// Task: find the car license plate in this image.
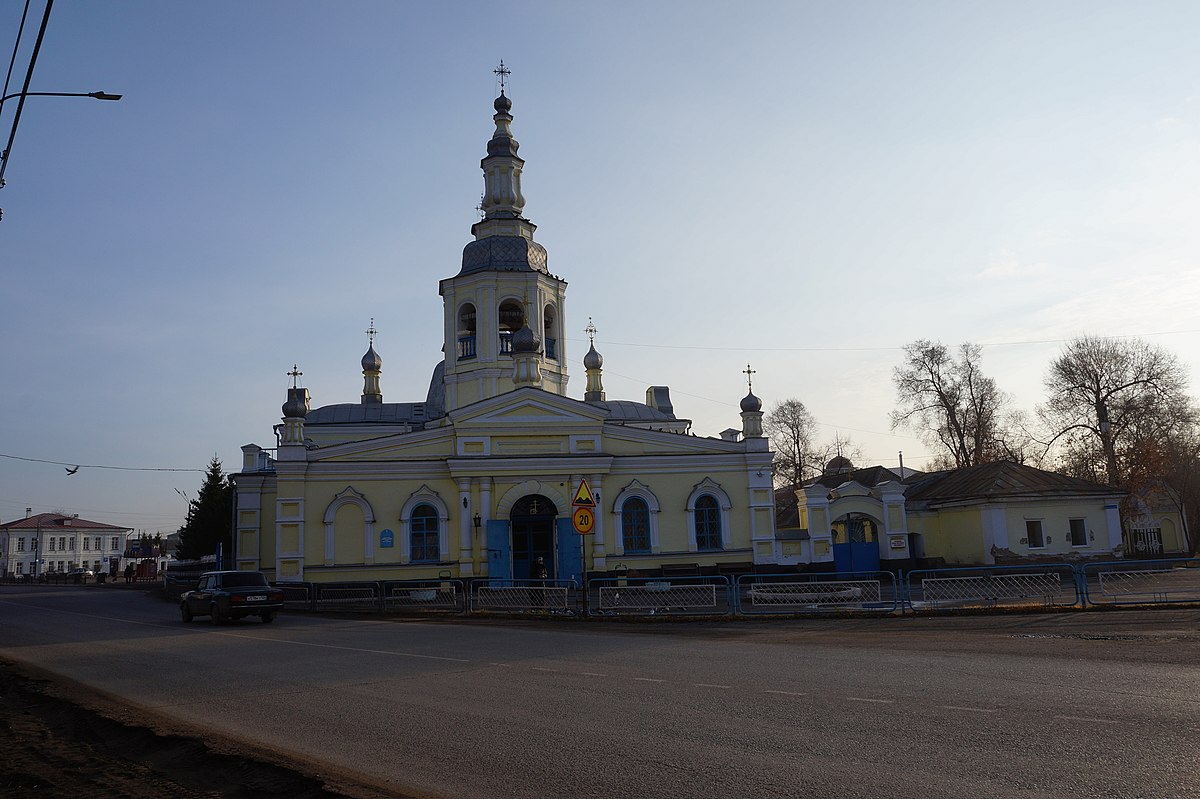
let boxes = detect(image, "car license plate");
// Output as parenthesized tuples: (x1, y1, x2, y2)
(246, 595, 266, 602)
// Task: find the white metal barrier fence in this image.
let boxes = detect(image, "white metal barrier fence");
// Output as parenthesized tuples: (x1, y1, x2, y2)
(588, 576, 732, 616)
(1081, 559, 1200, 606)
(906, 566, 1079, 610)
(471, 580, 576, 614)
(735, 572, 898, 614)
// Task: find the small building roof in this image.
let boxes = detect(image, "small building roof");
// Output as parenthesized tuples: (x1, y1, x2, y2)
(305, 402, 428, 425)
(903, 460, 1124, 505)
(0, 512, 130, 532)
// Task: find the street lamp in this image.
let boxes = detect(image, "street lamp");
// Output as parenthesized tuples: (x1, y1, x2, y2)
(0, 90, 123, 188)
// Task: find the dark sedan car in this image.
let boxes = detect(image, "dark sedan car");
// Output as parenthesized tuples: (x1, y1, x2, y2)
(180, 570, 284, 625)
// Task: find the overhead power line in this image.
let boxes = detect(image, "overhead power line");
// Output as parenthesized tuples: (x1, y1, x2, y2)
(0, 452, 204, 472)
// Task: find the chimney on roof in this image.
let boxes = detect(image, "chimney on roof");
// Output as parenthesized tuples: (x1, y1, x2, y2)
(26, 507, 32, 518)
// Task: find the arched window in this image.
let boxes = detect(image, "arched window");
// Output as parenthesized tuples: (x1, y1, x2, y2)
(543, 304, 558, 360)
(410, 504, 440, 562)
(457, 303, 477, 360)
(621, 497, 650, 554)
(498, 299, 524, 355)
(694, 495, 722, 551)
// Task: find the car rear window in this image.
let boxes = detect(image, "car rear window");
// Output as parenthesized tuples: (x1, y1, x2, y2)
(221, 572, 269, 588)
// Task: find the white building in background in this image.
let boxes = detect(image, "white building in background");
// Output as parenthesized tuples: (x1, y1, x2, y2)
(0, 510, 131, 579)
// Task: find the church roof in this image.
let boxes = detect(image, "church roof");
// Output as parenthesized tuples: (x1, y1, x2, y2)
(306, 403, 428, 425)
(595, 400, 677, 422)
(903, 460, 1124, 505)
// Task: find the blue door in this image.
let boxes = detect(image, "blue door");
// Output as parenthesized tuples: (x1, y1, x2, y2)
(556, 518, 582, 585)
(487, 520, 511, 585)
(832, 517, 881, 573)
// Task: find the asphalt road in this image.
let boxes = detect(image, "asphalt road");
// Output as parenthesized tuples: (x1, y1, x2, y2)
(2, 584, 1198, 799)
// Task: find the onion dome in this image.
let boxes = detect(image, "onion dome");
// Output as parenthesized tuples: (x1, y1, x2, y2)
(740, 390, 762, 413)
(494, 93, 512, 113)
(584, 342, 603, 370)
(825, 455, 854, 473)
(512, 323, 541, 354)
(282, 392, 307, 419)
(361, 343, 382, 372)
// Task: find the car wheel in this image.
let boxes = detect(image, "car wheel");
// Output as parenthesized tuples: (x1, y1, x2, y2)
(181, 603, 193, 623)
(210, 606, 224, 626)
(261, 611, 276, 624)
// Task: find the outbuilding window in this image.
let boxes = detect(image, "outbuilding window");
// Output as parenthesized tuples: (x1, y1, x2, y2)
(621, 497, 650, 554)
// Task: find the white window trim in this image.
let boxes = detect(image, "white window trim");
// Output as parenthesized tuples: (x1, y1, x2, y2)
(686, 478, 732, 553)
(610, 480, 661, 556)
(400, 485, 450, 566)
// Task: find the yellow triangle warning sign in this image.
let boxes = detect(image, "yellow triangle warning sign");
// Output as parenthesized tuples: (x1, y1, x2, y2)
(572, 478, 596, 508)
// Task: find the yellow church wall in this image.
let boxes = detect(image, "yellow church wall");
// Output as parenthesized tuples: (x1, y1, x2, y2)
(915, 509, 985, 565)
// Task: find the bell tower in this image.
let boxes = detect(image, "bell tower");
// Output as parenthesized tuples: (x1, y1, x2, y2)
(438, 64, 568, 412)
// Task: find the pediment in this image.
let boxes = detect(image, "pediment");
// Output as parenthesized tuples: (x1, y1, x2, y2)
(830, 481, 871, 499)
(450, 388, 608, 430)
(311, 427, 453, 462)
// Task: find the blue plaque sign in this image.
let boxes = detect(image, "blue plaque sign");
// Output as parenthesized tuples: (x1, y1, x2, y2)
(380, 529, 395, 548)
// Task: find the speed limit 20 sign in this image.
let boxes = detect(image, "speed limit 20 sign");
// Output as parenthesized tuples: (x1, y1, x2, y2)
(572, 506, 595, 535)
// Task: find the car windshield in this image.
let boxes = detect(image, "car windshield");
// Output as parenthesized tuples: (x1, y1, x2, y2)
(220, 573, 269, 588)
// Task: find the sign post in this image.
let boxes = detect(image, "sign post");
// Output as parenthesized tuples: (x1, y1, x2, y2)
(572, 478, 597, 617)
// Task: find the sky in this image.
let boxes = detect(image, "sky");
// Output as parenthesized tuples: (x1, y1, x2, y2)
(1, 1, 1198, 536)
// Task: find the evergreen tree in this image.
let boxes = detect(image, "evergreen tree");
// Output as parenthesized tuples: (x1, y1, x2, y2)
(176, 457, 233, 561)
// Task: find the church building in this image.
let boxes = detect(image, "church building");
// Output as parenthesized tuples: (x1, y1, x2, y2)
(231, 84, 778, 584)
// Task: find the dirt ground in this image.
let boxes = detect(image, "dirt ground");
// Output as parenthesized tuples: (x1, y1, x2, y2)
(0, 659, 406, 799)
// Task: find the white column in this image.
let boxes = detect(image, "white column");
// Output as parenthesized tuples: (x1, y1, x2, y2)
(979, 505, 1007, 565)
(590, 472, 606, 570)
(457, 479, 473, 575)
(479, 478, 493, 577)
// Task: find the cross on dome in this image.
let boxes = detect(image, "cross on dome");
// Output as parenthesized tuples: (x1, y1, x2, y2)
(585, 317, 598, 346)
(493, 60, 510, 94)
(366, 318, 377, 345)
(288, 365, 303, 388)
(743, 363, 756, 391)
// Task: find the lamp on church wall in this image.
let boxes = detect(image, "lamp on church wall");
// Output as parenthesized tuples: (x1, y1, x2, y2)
(473, 513, 482, 530)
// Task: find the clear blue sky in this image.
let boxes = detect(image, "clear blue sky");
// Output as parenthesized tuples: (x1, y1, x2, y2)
(2, 1, 1198, 534)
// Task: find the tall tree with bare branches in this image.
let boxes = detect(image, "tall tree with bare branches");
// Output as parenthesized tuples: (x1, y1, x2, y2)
(1040, 335, 1194, 488)
(764, 399, 818, 486)
(891, 340, 1022, 468)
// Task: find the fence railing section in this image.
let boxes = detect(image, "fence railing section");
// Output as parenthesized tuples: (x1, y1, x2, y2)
(588, 576, 731, 617)
(383, 579, 466, 613)
(735, 571, 898, 614)
(906, 564, 1080, 610)
(471, 579, 576, 614)
(1080, 559, 1200, 606)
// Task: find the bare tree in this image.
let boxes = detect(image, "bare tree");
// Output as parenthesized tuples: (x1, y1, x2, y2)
(891, 340, 1020, 468)
(764, 399, 817, 486)
(1040, 335, 1193, 487)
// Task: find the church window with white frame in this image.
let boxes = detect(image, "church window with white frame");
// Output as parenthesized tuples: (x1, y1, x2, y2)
(410, 504, 440, 563)
(621, 497, 651, 554)
(694, 495, 723, 551)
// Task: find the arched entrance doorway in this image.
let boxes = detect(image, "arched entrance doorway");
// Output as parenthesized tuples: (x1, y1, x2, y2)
(510, 494, 557, 580)
(831, 512, 882, 573)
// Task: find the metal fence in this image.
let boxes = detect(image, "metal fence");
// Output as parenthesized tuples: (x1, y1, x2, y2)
(156, 560, 1200, 620)
(1080, 558, 1200, 606)
(735, 571, 899, 615)
(471, 579, 577, 614)
(588, 575, 732, 617)
(905, 564, 1080, 610)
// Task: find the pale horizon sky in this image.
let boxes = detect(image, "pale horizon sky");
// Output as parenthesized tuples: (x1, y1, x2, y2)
(2, 1, 1198, 534)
